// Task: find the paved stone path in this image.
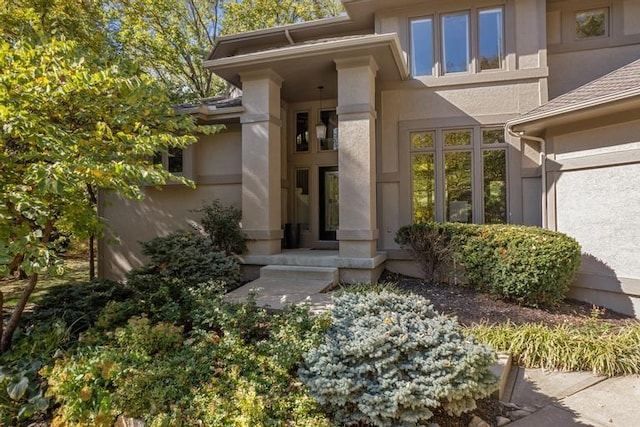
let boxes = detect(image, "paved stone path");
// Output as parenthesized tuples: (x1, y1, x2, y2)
(504, 367, 640, 426)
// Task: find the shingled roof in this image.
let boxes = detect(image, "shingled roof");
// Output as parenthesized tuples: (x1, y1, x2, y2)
(508, 58, 640, 127)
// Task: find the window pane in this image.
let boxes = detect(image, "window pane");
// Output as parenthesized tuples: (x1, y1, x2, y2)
(445, 151, 472, 223)
(442, 12, 470, 73)
(320, 109, 338, 151)
(410, 17, 434, 76)
(167, 147, 183, 173)
(483, 150, 507, 223)
(482, 128, 505, 144)
(295, 168, 310, 231)
(444, 129, 472, 146)
(295, 112, 309, 152)
(411, 132, 434, 149)
(479, 8, 503, 70)
(576, 9, 607, 39)
(412, 153, 435, 222)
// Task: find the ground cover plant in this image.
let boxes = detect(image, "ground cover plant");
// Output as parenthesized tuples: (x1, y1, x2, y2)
(396, 222, 582, 307)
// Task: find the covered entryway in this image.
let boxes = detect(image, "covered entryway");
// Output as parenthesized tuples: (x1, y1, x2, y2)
(205, 31, 409, 282)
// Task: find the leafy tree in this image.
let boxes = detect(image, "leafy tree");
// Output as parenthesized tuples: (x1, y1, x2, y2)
(220, 0, 343, 34)
(0, 38, 216, 352)
(108, 0, 226, 102)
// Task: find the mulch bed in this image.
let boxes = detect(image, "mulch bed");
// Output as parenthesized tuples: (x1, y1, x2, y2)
(380, 270, 637, 328)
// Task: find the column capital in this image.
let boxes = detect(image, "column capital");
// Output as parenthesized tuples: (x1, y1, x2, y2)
(334, 56, 379, 75)
(239, 69, 284, 86)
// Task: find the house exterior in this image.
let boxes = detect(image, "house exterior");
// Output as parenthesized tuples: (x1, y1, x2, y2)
(99, 0, 640, 316)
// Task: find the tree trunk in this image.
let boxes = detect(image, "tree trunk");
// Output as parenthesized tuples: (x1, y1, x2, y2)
(89, 234, 95, 280)
(0, 273, 38, 353)
(0, 291, 4, 347)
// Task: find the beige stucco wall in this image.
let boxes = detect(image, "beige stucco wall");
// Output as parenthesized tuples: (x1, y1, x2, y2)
(377, 80, 545, 252)
(99, 126, 242, 281)
(546, 0, 640, 98)
(547, 117, 640, 317)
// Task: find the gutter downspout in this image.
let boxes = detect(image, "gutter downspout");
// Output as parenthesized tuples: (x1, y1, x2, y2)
(506, 125, 548, 229)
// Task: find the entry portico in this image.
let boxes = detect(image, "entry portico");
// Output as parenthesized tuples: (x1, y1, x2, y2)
(205, 33, 408, 281)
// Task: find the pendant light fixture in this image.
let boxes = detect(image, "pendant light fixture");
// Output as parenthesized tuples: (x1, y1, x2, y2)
(315, 86, 327, 141)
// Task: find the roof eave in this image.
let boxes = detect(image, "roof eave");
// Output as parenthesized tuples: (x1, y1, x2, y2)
(507, 88, 640, 134)
(204, 33, 409, 85)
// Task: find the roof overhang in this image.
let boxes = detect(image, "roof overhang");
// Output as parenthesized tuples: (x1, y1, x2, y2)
(204, 33, 409, 102)
(507, 89, 640, 135)
(177, 104, 244, 124)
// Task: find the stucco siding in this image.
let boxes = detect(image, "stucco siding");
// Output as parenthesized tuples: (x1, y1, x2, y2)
(99, 129, 243, 281)
(548, 45, 640, 99)
(555, 163, 640, 279)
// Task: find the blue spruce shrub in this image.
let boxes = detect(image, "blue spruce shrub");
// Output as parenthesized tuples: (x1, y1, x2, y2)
(299, 291, 497, 426)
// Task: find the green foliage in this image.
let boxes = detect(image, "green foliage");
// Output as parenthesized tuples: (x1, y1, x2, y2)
(136, 230, 240, 285)
(109, 0, 225, 101)
(299, 291, 497, 426)
(29, 279, 134, 334)
(198, 200, 246, 255)
(0, 320, 72, 425)
(221, 0, 343, 34)
(396, 223, 582, 307)
(44, 297, 332, 426)
(467, 318, 640, 377)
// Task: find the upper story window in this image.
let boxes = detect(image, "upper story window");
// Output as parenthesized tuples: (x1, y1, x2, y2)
(410, 17, 434, 76)
(478, 7, 504, 70)
(575, 8, 608, 39)
(442, 12, 470, 74)
(410, 6, 505, 77)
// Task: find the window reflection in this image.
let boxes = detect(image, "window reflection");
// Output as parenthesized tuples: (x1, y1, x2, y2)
(412, 153, 435, 222)
(410, 17, 434, 76)
(445, 151, 472, 223)
(483, 150, 507, 223)
(319, 109, 338, 151)
(442, 12, 470, 73)
(479, 8, 503, 70)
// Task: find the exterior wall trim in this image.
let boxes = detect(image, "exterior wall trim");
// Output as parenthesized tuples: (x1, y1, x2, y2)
(547, 148, 640, 172)
(196, 174, 242, 185)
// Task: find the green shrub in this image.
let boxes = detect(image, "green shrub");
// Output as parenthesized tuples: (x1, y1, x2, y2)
(467, 319, 640, 377)
(299, 291, 497, 426)
(28, 279, 133, 335)
(396, 223, 582, 307)
(0, 320, 71, 425)
(44, 298, 332, 427)
(136, 230, 240, 287)
(197, 199, 246, 255)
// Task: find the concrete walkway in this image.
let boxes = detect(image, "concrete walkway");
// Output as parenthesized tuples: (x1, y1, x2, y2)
(226, 283, 640, 426)
(503, 367, 640, 426)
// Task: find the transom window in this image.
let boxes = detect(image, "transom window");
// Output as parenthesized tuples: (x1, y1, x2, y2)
(575, 8, 608, 39)
(410, 127, 507, 224)
(410, 6, 504, 77)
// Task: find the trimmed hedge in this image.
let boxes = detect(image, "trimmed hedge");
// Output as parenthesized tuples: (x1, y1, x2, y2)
(396, 223, 582, 307)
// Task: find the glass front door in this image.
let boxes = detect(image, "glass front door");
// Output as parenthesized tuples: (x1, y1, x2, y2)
(319, 166, 339, 241)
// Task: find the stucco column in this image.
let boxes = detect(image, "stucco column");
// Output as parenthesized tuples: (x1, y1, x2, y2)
(335, 56, 379, 258)
(240, 69, 283, 254)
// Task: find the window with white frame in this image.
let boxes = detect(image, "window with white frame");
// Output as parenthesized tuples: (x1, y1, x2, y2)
(410, 6, 505, 76)
(410, 126, 508, 224)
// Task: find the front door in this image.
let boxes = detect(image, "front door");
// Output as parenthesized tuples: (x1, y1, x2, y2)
(319, 166, 339, 241)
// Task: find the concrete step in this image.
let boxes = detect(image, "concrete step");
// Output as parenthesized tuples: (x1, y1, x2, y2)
(259, 265, 338, 284)
(225, 277, 334, 310)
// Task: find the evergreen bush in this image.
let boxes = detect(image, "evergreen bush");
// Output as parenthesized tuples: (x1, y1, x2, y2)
(197, 199, 246, 255)
(136, 230, 240, 287)
(299, 290, 497, 426)
(396, 223, 582, 307)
